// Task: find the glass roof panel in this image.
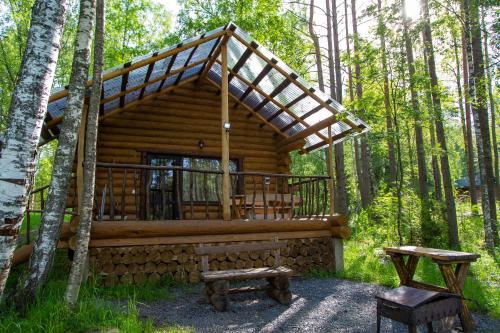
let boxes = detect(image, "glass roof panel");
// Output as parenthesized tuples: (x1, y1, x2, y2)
(257, 68, 286, 96)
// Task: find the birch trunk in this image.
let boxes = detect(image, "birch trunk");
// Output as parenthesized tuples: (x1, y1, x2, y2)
(351, 0, 373, 208)
(378, 0, 397, 186)
(21, 0, 96, 300)
(331, 0, 348, 215)
(481, 7, 499, 200)
(420, 0, 459, 249)
(65, 0, 104, 307)
(464, 0, 498, 251)
(460, 1, 479, 209)
(0, 0, 68, 300)
(401, 0, 431, 239)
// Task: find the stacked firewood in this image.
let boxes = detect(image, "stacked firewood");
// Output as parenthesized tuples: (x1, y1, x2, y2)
(89, 237, 335, 286)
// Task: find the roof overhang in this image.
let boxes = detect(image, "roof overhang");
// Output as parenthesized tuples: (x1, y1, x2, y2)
(42, 23, 369, 152)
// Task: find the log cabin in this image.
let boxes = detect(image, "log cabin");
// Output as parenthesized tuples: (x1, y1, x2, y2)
(34, 23, 369, 285)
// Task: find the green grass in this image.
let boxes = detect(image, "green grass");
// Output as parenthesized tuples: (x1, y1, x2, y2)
(20, 213, 72, 235)
(308, 199, 500, 318)
(0, 251, 194, 333)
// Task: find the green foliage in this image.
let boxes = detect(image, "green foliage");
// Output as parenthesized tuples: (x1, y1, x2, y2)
(0, 251, 193, 333)
(176, 0, 312, 75)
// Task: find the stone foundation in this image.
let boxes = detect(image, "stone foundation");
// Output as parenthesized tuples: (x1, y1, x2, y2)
(89, 237, 336, 286)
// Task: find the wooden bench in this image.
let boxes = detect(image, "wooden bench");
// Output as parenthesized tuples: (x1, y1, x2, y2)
(195, 239, 294, 311)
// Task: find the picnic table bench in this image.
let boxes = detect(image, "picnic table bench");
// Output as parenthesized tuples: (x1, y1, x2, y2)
(195, 239, 294, 311)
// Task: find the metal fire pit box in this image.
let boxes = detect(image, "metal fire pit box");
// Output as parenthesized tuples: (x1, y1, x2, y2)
(376, 286, 463, 333)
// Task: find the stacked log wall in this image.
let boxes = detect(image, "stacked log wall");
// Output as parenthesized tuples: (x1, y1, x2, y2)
(90, 238, 335, 286)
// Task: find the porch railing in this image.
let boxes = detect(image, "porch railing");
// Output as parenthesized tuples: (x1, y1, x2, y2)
(95, 162, 330, 221)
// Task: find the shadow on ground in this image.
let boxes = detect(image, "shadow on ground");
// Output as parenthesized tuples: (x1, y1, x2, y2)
(136, 277, 499, 333)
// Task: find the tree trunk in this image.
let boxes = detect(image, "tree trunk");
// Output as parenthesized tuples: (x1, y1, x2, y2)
(420, 0, 459, 249)
(378, 0, 397, 186)
(20, 0, 96, 301)
(481, 7, 499, 199)
(65, 0, 104, 307)
(308, 0, 324, 91)
(0, 0, 68, 301)
(351, 0, 373, 208)
(331, 0, 348, 215)
(464, 0, 498, 251)
(460, 1, 479, 210)
(402, 0, 431, 240)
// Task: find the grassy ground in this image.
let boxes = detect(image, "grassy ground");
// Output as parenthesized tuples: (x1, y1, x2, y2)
(0, 251, 194, 333)
(311, 200, 500, 318)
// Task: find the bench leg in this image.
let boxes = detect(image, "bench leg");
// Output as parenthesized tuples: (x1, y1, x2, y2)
(267, 276, 292, 305)
(207, 280, 229, 312)
(376, 313, 381, 333)
(408, 324, 417, 333)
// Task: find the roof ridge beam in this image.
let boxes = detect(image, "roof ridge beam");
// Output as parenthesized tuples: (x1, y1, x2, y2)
(198, 24, 237, 81)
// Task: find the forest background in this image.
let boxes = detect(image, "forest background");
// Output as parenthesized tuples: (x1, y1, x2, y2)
(0, 0, 498, 329)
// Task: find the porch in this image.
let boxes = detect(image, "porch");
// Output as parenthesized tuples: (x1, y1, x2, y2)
(93, 162, 332, 222)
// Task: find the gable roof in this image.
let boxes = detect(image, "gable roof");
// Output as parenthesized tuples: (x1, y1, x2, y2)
(42, 23, 369, 152)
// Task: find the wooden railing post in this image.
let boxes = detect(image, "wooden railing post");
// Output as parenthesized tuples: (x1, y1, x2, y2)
(326, 125, 335, 215)
(221, 39, 231, 221)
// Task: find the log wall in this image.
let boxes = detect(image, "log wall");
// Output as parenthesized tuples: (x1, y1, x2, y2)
(86, 81, 290, 219)
(90, 238, 335, 286)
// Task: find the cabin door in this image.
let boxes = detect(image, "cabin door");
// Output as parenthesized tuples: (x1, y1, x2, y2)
(145, 154, 181, 220)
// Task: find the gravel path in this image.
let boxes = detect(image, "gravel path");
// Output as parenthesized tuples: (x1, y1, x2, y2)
(136, 278, 499, 333)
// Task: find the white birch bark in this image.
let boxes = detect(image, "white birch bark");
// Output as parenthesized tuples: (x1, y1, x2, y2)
(21, 0, 96, 299)
(0, 0, 68, 300)
(65, 0, 104, 307)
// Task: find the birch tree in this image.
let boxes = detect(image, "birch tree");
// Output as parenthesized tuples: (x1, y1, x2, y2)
(464, 0, 498, 251)
(331, 0, 348, 215)
(20, 0, 96, 300)
(420, 0, 459, 248)
(401, 0, 431, 237)
(65, 0, 104, 307)
(0, 0, 68, 300)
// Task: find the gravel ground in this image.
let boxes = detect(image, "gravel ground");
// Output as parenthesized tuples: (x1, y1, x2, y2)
(136, 278, 499, 333)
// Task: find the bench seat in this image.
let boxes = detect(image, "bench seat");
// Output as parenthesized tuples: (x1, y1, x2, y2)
(201, 266, 293, 282)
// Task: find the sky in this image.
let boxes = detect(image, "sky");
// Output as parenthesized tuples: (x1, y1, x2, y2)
(153, 0, 180, 27)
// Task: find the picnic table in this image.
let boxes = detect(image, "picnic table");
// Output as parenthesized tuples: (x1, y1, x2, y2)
(384, 246, 480, 332)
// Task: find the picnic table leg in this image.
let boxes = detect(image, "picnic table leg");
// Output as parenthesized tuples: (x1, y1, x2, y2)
(388, 253, 419, 285)
(438, 263, 475, 332)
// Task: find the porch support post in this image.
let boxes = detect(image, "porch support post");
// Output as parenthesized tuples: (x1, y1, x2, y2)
(326, 125, 335, 215)
(221, 40, 231, 221)
(332, 238, 344, 272)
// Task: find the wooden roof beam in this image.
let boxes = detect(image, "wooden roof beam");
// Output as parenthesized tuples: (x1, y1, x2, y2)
(198, 25, 237, 81)
(139, 52, 158, 99)
(204, 77, 288, 139)
(99, 75, 200, 121)
(218, 60, 328, 142)
(232, 61, 275, 109)
(278, 115, 338, 148)
(48, 30, 225, 103)
(232, 32, 361, 132)
(157, 50, 178, 92)
(302, 129, 356, 153)
(266, 91, 309, 123)
(253, 77, 293, 112)
(119, 63, 131, 108)
(175, 35, 203, 85)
